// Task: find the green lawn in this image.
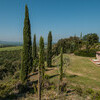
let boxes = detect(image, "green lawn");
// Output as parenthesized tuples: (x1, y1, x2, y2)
(0, 46, 22, 51)
(53, 54, 100, 90)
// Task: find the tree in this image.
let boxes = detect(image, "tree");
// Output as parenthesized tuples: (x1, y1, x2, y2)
(83, 33, 99, 45)
(83, 33, 99, 51)
(33, 34, 38, 72)
(80, 32, 82, 40)
(47, 31, 52, 67)
(60, 47, 63, 81)
(38, 36, 45, 100)
(20, 5, 32, 83)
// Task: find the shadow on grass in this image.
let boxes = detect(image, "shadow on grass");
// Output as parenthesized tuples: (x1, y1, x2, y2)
(66, 89, 75, 96)
(45, 68, 54, 71)
(28, 71, 38, 78)
(48, 65, 57, 68)
(49, 74, 59, 79)
(69, 75, 78, 78)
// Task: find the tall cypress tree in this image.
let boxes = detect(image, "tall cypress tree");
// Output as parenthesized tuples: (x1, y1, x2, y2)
(38, 36, 45, 100)
(80, 32, 82, 40)
(33, 34, 37, 71)
(60, 47, 63, 81)
(20, 5, 32, 83)
(39, 36, 45, 78)
(47, 31, 52, 67)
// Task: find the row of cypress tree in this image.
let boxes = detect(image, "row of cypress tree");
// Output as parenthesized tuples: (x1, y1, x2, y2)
(20, 5, 64, 100)
(20, 5, 52, 84)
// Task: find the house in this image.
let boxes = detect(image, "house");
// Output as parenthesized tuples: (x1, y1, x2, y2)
(96, 51, 100, 61)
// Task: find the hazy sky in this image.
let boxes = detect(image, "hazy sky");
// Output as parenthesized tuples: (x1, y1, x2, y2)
(0, 0, 100, 42)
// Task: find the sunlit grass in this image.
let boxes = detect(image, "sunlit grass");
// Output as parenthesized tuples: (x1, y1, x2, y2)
(52, 54, 100, 90)
(0, 46, 22, 51)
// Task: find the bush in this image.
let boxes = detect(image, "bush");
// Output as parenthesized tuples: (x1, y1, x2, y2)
(91, 91, 100, 100)
(74, 49, 99, 57)
(0, 84, 12, 98)
(0, 50, 21, 79)
(85, 88, 94, 95)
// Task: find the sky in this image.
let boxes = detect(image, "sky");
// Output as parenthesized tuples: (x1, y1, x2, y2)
(0, 0, 100, 43)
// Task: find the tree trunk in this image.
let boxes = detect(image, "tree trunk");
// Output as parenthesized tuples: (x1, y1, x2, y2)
(38, 70, 41, 100)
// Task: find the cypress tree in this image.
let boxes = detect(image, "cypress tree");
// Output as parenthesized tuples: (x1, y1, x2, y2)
(80, 32, 82, 40)
(38, 36, 45, 100)
(20, 5, 32, 83)
(60, 47, 63, 81)
(33, 34, 37, 71)
(47, 31, 52, 67)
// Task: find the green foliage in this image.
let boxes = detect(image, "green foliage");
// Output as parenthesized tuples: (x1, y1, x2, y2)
(83, 33, 99, 46)
(0, 50, 21, 79)
(91, 91, 100, 100)
(38, 36, 45, 100)
(0, 83, 13, 98)
(39, 36, 45, 79)
(60, 48, 63, 81)
(83, 33, 99, 51)
(32, 59, 38, 72)
(21, 5, 32, 83)
(74, 49, 98, 57)
(33, 34, 38, 72)
(85, 88, 94, 95)
(47, 31, 52, 67)
(53, 36, 82, 55)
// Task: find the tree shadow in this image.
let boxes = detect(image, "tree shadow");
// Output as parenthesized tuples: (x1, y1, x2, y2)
(66, 89, 75, 96)
(49, 74, 59, 79)
(69, 75, 78, 78)
(48, 65, 57, 68)
(28, 71, 38, 78)
(45, 68, 53, 71)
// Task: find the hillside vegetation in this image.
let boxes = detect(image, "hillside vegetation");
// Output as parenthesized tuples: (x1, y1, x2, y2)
(1, 48, 100, 99)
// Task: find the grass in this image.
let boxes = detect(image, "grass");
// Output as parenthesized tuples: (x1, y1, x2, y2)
(0, 46, 22, 51)
(52, 54, 100, 90)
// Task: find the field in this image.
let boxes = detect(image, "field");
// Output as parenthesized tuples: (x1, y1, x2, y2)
(0, 46, 22, 51)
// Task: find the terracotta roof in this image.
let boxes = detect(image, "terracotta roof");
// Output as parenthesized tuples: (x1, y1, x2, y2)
(96, 51, 100, 54)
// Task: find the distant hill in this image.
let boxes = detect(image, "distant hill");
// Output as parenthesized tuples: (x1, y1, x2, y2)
(0, 41, 56, 47)
(0, 41, 22, 47)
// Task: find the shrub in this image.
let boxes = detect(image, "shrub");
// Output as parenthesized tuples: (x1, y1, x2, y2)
(91, 91, 100, 100)
(0, 84, 12, 98)
(74, 49, 99, 57)
(0, 50, 21, 79)
(85, 88, 94, 95)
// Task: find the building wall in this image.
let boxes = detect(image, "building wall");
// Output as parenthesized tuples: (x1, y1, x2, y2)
(96, 54, 100, 60)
